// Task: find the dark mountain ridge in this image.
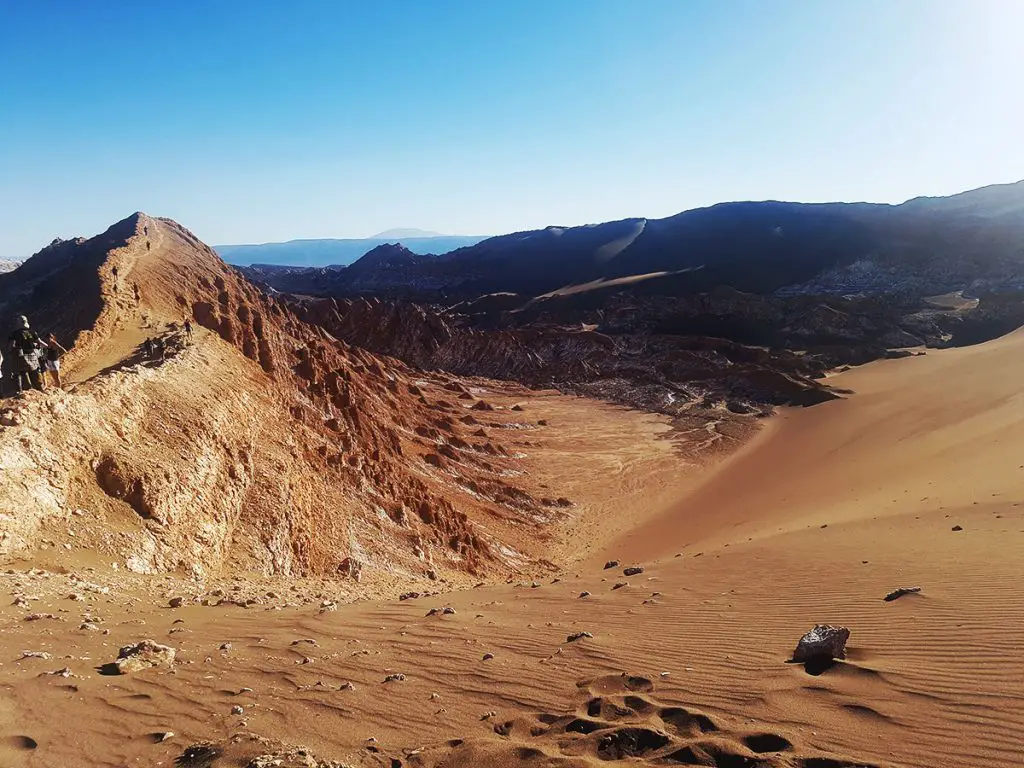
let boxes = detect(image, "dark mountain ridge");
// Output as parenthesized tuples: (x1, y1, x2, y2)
(241, 181, 1024, 302)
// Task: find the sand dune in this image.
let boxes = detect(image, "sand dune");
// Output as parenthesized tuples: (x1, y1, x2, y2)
(616, 327, 1024, 558)
(0, 316, 1022, 766)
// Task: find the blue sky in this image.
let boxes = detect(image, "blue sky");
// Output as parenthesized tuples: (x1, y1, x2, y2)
(1, 0, 1022, 258)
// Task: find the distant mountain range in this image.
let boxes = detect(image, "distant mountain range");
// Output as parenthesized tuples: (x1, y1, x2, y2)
(215, 232, 487, 267)
(0, 259, 21, 274)
(369, 228, 443, 239)
(240, 181, 1024, 302)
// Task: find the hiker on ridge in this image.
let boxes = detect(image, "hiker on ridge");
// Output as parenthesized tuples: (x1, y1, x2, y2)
(153, 336, 166, 362)
(41, 334, 68, 389)
(8, 316, 44, 392)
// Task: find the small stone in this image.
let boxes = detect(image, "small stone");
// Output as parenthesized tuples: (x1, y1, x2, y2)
(883, 586, 922, 601)
(20, 651, 51, 660)
(482, 653, 494, 661)
(219, 642, 232, 651)
(399, 591, 421, 601)
(952, 525, 963, 531)
(623, 566, 644, 577)
(169, 597, 184, 608)
(612, 582, 628, 590)
(231, 705, 244, 715)
(566, 631, 593, 643)
(114, 640, 176, 674)
(578, 591, 591, 598)
(792, 625, 850, 663)
(603, 560, 619, 570)
(177, 744, 222, 766)
(158, 731, 174, 742)
(384, 673, 406, 682)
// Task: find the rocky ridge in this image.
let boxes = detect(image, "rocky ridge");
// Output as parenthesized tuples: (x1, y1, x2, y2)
(0, 214, 564, 586)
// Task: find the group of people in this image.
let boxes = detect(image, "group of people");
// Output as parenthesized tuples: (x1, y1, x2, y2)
(1, 315, 197, 397)
(3, 315, 66, 393)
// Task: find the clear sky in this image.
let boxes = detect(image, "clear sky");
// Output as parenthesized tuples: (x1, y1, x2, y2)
(1, 0, 1022, 259)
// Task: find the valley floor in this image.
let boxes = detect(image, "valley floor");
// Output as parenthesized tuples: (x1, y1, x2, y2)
(1, 330, 1023, 767)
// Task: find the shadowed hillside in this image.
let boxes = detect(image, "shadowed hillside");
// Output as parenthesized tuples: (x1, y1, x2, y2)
(242, 181, 1024, 302)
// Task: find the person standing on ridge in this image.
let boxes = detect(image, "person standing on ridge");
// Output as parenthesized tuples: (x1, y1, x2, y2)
(152, 337, 166, 362)
(8, 316, 44, 392)
(41, 334, 68, 389)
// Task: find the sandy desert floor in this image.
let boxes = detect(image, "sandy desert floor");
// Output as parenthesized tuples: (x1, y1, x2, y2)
(0, 330, 1022, 767)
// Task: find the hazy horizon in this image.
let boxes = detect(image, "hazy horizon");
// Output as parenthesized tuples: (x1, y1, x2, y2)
(2, 0, 1022, 260)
